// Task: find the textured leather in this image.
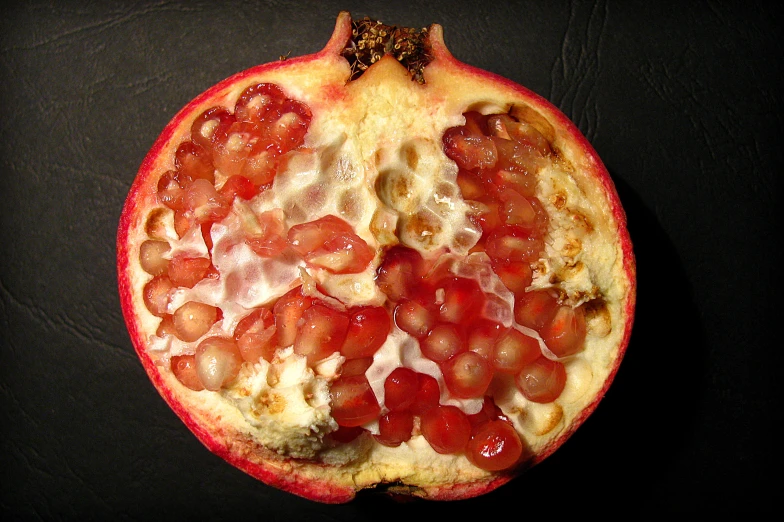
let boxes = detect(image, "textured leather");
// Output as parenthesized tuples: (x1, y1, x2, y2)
(0, 0, 779, 518)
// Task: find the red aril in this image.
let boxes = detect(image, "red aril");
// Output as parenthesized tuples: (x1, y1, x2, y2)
(515, 357, 567, 403)
(329, 374, 381, 427)
(167, 254, 212, 289)
(195, 337, 244, 391)
(118, 12, 636, 503)
(410, 373, 441, 415)
(273, 286, 313, 348)
(467, 420, 524, 472)
(421, 405, 472, 454)
(288, 215, 373, 274)
(540, 305, 587, 358)
(442, 351, 494, 399)
(492, 328, 541, 374)
(514, 289, 559, 330)
(383, 367, 419, 412)
(341, 307, 391, 359)
(375, 411, 415, 447)
(293, 303, 350, 365)
(421, 324, 466, 363)
(170, 355, 205, 391)
(173, 301, 218, 342)
(394, 299, 437, 338)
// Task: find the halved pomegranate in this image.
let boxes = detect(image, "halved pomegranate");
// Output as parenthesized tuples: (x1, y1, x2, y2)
(118, 12, 636, 503)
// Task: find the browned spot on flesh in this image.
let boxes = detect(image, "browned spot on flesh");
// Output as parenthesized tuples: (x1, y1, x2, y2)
(406, 209, 441, 246)
(258, 392, 286, 415)
(571, 210, 594, 233)
(404, 143, 419, 170)
(584, 298, 612, 337)
(562, 236, 582, 258)
(535, 403, 563, 436)
(145, 208, 170, 239)
(551, 191, 567, 210)
(509, 104, 556, 145)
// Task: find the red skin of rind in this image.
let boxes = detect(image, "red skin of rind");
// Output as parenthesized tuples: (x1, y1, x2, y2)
(117, 11, 636, 503)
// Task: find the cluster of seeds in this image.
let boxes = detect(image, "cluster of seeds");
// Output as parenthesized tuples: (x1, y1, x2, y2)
(138, 82, 587, 472)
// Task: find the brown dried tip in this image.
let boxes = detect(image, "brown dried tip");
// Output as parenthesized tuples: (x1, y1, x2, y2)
(342, 17, 432, 83)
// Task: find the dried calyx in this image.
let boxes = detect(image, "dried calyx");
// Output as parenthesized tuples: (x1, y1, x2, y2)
(342, 17, 432, 83)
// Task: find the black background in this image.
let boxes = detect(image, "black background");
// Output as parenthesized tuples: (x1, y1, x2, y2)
(1, 0, 781, 519)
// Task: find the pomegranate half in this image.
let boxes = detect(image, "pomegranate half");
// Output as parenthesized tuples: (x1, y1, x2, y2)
(117, 12, 636, 503)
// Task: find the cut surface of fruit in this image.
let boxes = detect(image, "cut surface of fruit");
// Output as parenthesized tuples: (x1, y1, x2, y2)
(118, 12, 635, 504)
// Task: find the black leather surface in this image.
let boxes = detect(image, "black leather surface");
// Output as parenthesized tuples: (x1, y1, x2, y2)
(1, 0, 780, 518)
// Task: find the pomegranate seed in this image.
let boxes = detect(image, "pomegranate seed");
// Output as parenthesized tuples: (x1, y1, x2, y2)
(341, 307, 391, 359)
(498, 188, 537, 229)
(516, 356, 567, 403)
(170, 354, 205, 391)
(235, 83, 287, 123)
(456, 169, 487, 200)
(514, 290, 559, 331)
(143, 275, 174, 317)
(375, 411, 415, 447)
(443, 127, 498, 170)
(245, 209, 287, 258)
(540, 305, 586, 358)
(238, 328, 278, 363)
(492, 328, 541, 374)
(139, 240, 170, 276)
(287, 215, 374, 274)
(384, 367, 419, 412)
(195, 337, 243, 391)
(420, 324, 465, 363)
(376, 246, 426, 302)
(493, 168, 537, 198)
(488, 115, 551, 155)
(341, 357, 373, 377)
(270, 104, 311, 153)
(493, 261, 533, 298)
(234, 308, 274, 339)
(438, 277, 484, 324)
(240, 141, 279, 186)
(173, 301, 218, 342)
(157, 170, 186, 210)
(167, 254, 211, 289)
(492, 136, 546, 177)
(329, 374, 381, 427)
(273, 286, 313, 347)
(394, 299, 436, 338)
(410, 373, 441, 415)
(442, 351, 494, 399)
(191, 106, 234, 153)
(156, 314, 178, 337)
(468, 321, 506, 360)
(293, 303, 350, 365)
(485, 226, 543, 265)
(173, 209, 191, 238)
(185, 179, 230, 225)
(467, 420, 523, 471)
(420, 405, 472, 454)
(472, 196, 503, 233)
(175, 141, 215, 185)
(219, 175, 259, 202)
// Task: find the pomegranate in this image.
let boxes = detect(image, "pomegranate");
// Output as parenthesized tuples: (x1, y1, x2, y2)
(117, 13, 636, 503)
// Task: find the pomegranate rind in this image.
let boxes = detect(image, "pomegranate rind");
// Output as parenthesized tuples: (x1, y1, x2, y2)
(117, 11, 636, 503)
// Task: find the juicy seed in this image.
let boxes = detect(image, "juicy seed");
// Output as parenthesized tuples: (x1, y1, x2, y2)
(384, 367, 419, 412)
(341, 307, 391, 359)
(287, 215, 374, 274)
(467, 420, 524, 471)
(330, 374, 381, 427)
(442, 351, 494, 399)
(170, 354, 205, 391)
(293, 303, 350, 365)
(394, 299, 436, 338)
(540, 305, 587, 358)
(139, 240, 170, 276)
(375, 411, 415, 447)
(515, 357, 567, 403)
(421, 405, 472, 454)
(195, 337, 243, 391)
(173, 301, 218, 342)
(492, 328, 541, 374)
(421, 324, 466, 363)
